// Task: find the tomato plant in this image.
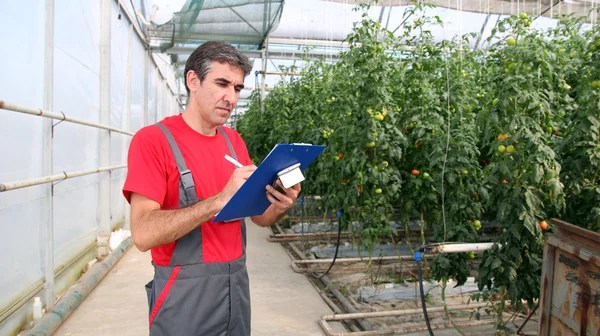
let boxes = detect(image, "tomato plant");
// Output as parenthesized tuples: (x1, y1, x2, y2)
(238, 5, 600, 334)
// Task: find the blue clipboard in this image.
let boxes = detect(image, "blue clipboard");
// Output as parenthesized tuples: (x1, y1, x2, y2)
(213, 143, 327, 223)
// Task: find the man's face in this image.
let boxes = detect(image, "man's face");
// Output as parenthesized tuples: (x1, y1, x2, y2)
(190, 61, 245, 127)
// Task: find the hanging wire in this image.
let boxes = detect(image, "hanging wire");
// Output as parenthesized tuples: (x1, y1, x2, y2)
(441, 57, 451, 243)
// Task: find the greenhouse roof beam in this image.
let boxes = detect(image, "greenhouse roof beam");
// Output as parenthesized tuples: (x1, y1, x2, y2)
(162, 46, 342, 61)
(219, 0, 263, 36)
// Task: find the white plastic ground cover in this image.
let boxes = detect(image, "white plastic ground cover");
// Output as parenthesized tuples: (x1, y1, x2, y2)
(0, 0, 177, 314)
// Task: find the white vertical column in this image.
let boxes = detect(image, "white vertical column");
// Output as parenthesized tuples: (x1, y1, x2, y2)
(154, 68, 159, 122)
(162, 81, 167, 118)
(123, 24, 133, 229)
(260, 48, 267, 101)
(143, 52, 149, 126)
(99, 0, 111, 234)
(42, 0, 55, 310)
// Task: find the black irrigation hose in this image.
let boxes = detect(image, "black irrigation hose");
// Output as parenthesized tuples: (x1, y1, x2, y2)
(415, 250, 435, 336)
(318, 210, 343, 279)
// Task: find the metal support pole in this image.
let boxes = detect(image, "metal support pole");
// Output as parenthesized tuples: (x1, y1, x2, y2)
(143, 49, 149, 126)
(162, 81, 166, 117)
(42, 0, 55, 310)
(123, 24, 133, 229)
(99, 0, 112, 234)
(260, 44, 267, 113)
(156, 67, 160, 123)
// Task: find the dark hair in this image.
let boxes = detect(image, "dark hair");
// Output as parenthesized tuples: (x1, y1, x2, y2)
(184, 41, 253, 95)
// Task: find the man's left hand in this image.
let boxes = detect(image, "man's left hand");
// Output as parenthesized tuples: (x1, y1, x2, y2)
(265, 179, 301, 214)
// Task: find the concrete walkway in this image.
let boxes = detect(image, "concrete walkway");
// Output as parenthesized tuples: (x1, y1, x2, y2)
(55, 220, 343, 335)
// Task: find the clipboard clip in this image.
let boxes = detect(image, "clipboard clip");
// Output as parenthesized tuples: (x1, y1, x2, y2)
(275, 163, 304, 188)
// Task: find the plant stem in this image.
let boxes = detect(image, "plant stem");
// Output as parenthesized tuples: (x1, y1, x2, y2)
(442, 281, 467, 336)
(405, 219, 414, 254)
(420, 212, 426, 247)
(497, 285, 506, 335)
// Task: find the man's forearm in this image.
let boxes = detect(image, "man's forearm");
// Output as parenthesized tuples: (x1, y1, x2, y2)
(251, 205, 287, 227)
(133, 195, 222, 251)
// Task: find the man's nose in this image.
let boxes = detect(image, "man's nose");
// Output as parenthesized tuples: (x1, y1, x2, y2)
(223, 87, 237, 105)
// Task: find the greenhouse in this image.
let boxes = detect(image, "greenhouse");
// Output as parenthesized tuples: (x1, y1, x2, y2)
(1, 0, 599, 335)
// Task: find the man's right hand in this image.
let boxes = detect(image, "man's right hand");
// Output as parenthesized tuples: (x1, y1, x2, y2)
(218, 165, 257, 207)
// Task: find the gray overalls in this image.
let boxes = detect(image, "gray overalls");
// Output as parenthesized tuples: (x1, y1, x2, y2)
(145, 123, 251, 336)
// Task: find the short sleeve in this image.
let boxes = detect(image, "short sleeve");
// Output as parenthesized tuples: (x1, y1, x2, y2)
(122, 126, 168, 206)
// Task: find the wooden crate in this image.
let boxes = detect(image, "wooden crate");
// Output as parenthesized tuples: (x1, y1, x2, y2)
(539, 219, 600, 335)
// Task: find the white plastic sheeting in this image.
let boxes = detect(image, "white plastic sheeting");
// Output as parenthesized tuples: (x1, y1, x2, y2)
(0, 0, 178, 314)
(272, 0, 568, 44)
(52, 0, 102, 268)
(0, 0, 47, 311)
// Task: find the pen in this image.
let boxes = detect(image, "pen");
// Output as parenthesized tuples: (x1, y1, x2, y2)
(224, 154, 244, 168)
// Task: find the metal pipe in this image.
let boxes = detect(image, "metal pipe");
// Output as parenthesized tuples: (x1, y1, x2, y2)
(432, 242, 495, 253)
(0, 101, 134, 136)
(287, 241, 375, 330)
(257, 70, 301, 76)
(517, 301, 539, 335)
(42, 0, 55, 311)
(319, 318, 496, 336)
(260, 47, 267, 112)
(0, 165, 126, 192)
(319, 299, 485, 321)
(294, 255, 435, 264)
(154, 68, 159, 123)
(25, 238, 133, 336)
(292, 262, 418, 274)
(319, 271, 376, 331)
(143, 48, 149, 126)
(267, 228, 430, 242)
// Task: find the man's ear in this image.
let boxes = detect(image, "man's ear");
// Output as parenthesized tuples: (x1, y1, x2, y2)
(186, 71, 199, 93)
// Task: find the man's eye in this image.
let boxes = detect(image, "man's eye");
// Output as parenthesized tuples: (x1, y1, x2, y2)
(234, 88, 241, 93)
(217, 82, 227, 87)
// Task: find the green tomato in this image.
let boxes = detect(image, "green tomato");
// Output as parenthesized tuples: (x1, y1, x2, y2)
(374, 113, 384, 121)
(366, 142, 376, 148)
(519, 12, 527, 19)
(506, 145, 516, 154)
(423, 172, 430, 178)
(462, 170, 469, 175)
(506, 37, 516, 46)
(375, 188, 382, 194)
(596, 40, 600, 48)
(498, 145, 506, 153)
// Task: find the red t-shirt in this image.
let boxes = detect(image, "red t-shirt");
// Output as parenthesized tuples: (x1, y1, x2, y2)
(123, 114, 253, 266)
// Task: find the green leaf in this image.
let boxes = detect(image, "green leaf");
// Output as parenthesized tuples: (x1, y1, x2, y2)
(492, 258, 502, 270)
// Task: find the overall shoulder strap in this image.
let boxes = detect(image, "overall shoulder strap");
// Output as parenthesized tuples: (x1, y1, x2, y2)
(217, 127, 238, 161)
(216, 127, 247, 252)
(156, 123, 199, 207)
(156, 123, 203, 266)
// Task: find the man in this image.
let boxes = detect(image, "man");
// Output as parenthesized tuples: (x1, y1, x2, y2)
(122, 41, 301, 336)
